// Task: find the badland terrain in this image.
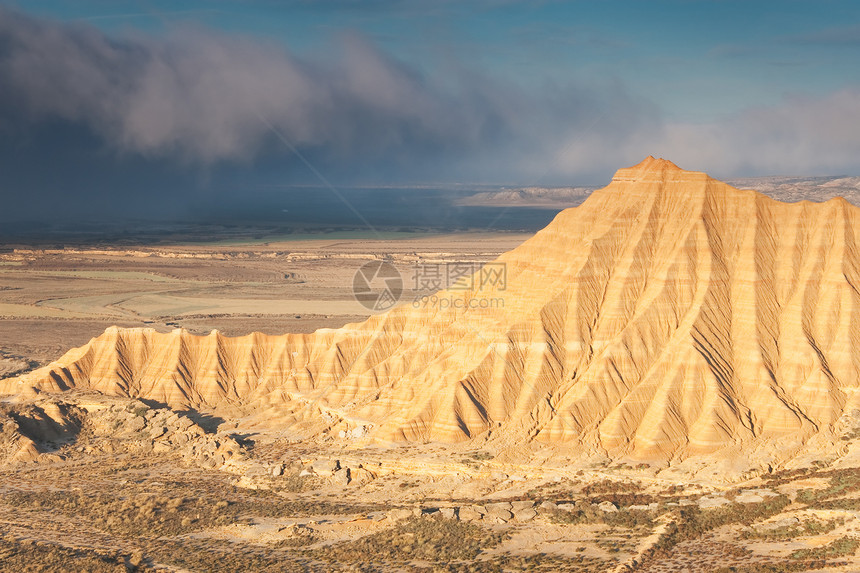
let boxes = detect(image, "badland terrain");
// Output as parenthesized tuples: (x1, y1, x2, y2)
(4, 158, 860, 571)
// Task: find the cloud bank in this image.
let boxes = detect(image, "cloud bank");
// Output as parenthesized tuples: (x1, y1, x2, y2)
(0, 7, 630, 176)
(1, 6, 860, 225)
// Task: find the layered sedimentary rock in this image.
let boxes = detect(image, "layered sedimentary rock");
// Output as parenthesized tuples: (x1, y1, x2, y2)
(5, 157, 860, 465)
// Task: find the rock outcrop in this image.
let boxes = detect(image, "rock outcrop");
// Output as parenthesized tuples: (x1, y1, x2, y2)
(5, 157, 860, 469)
(0, 400, 85, 463)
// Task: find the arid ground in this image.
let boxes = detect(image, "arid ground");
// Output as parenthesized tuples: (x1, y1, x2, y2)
(0, 232, 528, 367)
(4, 228, 860, 572)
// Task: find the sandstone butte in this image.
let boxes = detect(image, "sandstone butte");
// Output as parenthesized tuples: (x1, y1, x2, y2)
(4, 157, 860, 472)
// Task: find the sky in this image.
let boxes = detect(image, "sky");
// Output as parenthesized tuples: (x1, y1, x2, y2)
(1, 0, 860, 226)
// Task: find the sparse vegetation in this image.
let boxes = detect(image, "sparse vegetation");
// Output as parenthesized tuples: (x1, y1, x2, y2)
(5, 489, 240, 537)
(743, 517, 844, 540)
(460, 450, 494, 469)
(145, 537, 310, 572)
(0, 537, 141, 573)
(790, 536, 860, 560)
(796, 468, 860, 506)
(547, 503, 654, 529)
(5, 395, 860, 572)
(309, 517, 504, 566)
(636, 494, 792, 569)
(466, 450, 493, 461)
(840, 427, 860, 441)
(275, 469, 324, 493)
(712, 562, 830, 573)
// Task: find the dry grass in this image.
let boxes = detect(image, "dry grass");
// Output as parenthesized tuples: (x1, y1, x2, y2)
(0, 537, 137, 573)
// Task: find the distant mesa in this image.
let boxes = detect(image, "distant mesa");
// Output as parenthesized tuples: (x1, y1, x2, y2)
(6, 156, 860, 475)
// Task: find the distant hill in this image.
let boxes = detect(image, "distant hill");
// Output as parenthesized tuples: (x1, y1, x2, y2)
(459, 174, 860, 209)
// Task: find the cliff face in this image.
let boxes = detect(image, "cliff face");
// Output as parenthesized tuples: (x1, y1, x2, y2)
(6, 157, 860, 464)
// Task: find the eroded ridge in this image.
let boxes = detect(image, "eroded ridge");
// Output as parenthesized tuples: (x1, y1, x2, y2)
(5, 157, 860, 470)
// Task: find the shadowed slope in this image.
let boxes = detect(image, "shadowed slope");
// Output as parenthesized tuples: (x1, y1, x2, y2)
(5, 157, 860, 466)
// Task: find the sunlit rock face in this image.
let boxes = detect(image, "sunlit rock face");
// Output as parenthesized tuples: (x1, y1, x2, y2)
(6, 157, 860, 467)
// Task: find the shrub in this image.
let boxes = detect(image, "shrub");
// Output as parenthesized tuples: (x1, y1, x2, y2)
(310, 517, 505, 566)
(791, 536, 860, 560)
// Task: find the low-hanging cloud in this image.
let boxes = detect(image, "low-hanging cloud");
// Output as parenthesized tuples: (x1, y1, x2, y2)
(0, 9, 469, 163)
(0, 6, 638, 177)
(1, 5, 860, 228)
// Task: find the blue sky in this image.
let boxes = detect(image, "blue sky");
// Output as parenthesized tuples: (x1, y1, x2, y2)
(1, 1, 860, 223)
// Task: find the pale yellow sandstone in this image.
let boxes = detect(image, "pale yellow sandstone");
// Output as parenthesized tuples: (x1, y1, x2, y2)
(4, 157, 858, 468)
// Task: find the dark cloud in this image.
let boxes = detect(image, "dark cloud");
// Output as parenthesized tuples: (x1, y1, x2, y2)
(0, 7, 610, 168)
(0, 6, 655, 224)
(1, 6, 859, 229)
(0, 10, 478, 164)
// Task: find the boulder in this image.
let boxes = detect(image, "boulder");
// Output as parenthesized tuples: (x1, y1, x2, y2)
(628, 504, 652, 511)
(152, 442, 171, 454)
(485, 501, 513, 512)
(457, 506, 484, 522)
(331, 467, 350, 485)
(511, 500, 535, 511)
(598, 501, 618, 513)
(312, 459, 340, 476)
(349, 467, 376, 485)
(148, 425, 166, 439)
(386, 508, 413, 521)
(538, 500, 559, 512)
(126, 416, 145, 432)
(513, 508, 537, 521)
(12, 439, 41, 463)
(485, 502, 513, 522)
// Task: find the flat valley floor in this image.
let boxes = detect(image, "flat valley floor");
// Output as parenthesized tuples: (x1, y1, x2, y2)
(0, 232, 528, 369)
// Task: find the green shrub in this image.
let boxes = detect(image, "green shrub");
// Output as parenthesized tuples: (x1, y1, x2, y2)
(790, 536, 860, 560)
